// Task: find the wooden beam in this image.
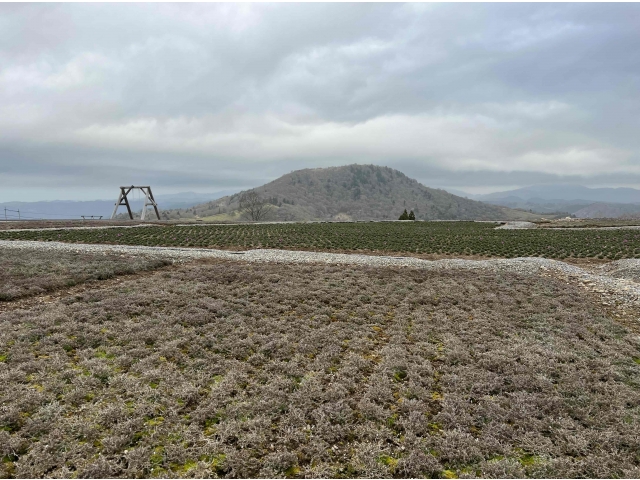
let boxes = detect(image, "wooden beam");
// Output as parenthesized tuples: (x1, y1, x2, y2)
(111, 186, 160, 220)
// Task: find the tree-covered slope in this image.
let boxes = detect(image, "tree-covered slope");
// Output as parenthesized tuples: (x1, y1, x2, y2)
(163, 165, 540, 221)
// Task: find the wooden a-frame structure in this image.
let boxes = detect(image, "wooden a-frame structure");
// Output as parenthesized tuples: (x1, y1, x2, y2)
(111, 186, 161, 220)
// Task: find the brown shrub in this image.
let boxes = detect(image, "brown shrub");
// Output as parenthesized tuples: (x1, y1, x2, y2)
(0, 248, 172, 301)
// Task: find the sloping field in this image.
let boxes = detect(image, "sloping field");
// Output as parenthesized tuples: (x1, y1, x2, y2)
(1, 256, 639, 478)
(2, 222, 640, 260)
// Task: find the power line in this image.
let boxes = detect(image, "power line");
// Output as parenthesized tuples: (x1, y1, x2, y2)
(2, 212, 42, 220)
(4, 208, 19, 220)
(1, 215, 88, 220)
(1, 207, 107, 220)
(1, 213, 91, 221)
(12, 210, 83, 217)
(4, 208, 100, 217)
(2, 200, 146, 219)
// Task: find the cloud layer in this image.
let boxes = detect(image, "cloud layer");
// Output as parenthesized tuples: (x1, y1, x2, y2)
(1, 3, 639, 200)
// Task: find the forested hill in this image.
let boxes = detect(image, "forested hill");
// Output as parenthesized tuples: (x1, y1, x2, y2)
(162, 165, 541, 221)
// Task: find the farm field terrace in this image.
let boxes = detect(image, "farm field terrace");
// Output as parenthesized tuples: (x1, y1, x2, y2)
(2, 222, 640, 260)
(1, 258, 640, 478)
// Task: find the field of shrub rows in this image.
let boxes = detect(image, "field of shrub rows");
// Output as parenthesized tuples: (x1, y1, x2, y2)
(2, 260, 640, 478)
(2, 222, 640, 259)
(0, 249, 171, 302)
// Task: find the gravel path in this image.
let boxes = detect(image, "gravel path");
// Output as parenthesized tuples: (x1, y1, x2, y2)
(2, 239, 640, 325)
(598, 259, 640, 283)
(496, 221, 537, 229)
(0, 224, 160, 233)
(542, 225, 640, 230)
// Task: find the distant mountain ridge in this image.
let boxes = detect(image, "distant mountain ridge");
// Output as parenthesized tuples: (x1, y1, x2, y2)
(477, 184, 640, 204)
(572, 203, 640, 219)
(164, 164, 541, 221)
(0, 191, 234, 220)
(464, 184, 640, 218)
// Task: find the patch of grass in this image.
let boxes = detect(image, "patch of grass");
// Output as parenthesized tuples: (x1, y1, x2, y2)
(378, 454, 398, 472)
(145, 416, 164, 427)
(284, 465, 301, 477)
(170, 459, 197, 474)
(205, 453, 226, 474)
(95, 348, 115, 359)
(393, 368, 407, 382)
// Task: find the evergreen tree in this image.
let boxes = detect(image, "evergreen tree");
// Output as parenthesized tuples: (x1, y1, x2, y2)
(408, 210, 415, 220)
(399, 209, 409, 220)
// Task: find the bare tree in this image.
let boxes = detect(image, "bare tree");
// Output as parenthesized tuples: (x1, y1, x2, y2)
(239, 191, 273, 221)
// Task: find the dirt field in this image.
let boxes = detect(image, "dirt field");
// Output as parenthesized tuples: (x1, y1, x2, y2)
(1, 256, 639, 478)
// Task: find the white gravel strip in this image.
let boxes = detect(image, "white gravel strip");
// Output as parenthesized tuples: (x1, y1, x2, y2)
(496, 221, 537, 229)
(543, 225, 640, 230)
(0, 224, 163, 233)
(2, 239, 640, 315)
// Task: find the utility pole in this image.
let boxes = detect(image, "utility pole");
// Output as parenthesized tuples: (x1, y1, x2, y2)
(3, 208, 20, 220)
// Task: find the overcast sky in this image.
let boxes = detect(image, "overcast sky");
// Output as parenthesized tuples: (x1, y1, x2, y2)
(1, 3, 639, 201)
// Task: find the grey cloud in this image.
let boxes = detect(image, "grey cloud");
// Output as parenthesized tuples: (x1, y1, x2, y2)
(0, 142, 260, 189)
(396, 161, 640, 193)
(0, 3, 639, 201)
